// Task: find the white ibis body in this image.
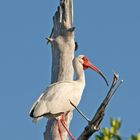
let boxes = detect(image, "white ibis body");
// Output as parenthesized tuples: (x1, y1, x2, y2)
(29, 55, 108, 140)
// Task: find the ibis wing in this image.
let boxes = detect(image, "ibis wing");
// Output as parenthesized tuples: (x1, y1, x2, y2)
(29, 81, 84, 118)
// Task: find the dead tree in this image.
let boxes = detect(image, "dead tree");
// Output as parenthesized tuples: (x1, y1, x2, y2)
(44, 0, 75, 140)
(44, 0, 123, 140)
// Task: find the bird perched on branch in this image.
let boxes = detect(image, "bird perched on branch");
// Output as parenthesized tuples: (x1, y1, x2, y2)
(29, 55, 108, 140)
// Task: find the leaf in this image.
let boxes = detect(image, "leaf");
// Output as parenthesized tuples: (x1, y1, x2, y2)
(103, 127, 109, 136)
(137, 133, 140, 140)
(115, 118, 121, 129)
(110, 127, 117, 134)
(130, 135, 137, 140)
(104, 136, 109, 140)
(110, 118, 116, 127)
(95, 135, 102, 140)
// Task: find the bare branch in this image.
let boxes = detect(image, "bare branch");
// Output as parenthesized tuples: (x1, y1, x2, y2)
(77, 73, 123, 140)
(70, 100, 90, 122)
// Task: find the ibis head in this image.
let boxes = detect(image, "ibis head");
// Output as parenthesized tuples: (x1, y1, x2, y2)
(78, 55, 109, 86)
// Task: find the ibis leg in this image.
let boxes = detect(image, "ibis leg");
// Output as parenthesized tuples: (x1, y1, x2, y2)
(61, 113, 75, 140)
(57, 118, 63, 140)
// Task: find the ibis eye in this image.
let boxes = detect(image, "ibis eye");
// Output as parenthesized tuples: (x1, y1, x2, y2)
(82, 57, 88, 63)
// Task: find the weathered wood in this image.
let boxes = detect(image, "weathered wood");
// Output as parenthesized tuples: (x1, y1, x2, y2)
(44, 0, 75, 140)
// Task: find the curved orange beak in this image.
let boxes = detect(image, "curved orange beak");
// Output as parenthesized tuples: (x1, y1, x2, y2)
(82, 56, 109, 86)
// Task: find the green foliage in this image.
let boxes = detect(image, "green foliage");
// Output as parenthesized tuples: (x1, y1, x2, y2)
(129, 133, 140, 140)
(95, 118, 140, 140)
(95, 118, 121, 140)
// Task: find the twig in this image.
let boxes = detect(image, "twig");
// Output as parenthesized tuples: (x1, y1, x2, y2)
(70, 100, 90, 122)
(77, 73, 123, 140)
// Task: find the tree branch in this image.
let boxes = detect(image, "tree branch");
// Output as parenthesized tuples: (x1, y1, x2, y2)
(77, 73, 123, 140)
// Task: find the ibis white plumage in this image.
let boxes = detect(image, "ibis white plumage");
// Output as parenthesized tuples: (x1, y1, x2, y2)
(29, 55, 108, 140)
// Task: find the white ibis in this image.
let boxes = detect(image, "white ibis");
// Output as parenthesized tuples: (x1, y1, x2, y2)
(29, 55, 108, 140)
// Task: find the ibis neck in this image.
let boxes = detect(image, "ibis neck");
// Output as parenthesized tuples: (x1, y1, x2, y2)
(74, 60, 85, 85)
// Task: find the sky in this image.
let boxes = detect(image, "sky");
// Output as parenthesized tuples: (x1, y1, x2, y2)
(0, 0, 140, 139)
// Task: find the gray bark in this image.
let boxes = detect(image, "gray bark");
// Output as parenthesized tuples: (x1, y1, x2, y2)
(44, 0, 75, 140)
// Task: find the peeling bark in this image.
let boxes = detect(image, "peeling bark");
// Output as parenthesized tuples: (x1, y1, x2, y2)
(44, 0, 75, 140)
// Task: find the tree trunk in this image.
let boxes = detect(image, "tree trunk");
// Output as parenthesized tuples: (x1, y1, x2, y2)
(44, 0, 75, 139)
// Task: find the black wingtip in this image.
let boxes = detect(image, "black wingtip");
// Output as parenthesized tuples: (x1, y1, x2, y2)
(75, 41, 78, 51)
(29, 108, 35, 118)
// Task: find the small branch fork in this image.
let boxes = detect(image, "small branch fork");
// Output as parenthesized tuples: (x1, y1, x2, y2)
(46, 0, 74, 45)
(70, 72, 123, 140)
